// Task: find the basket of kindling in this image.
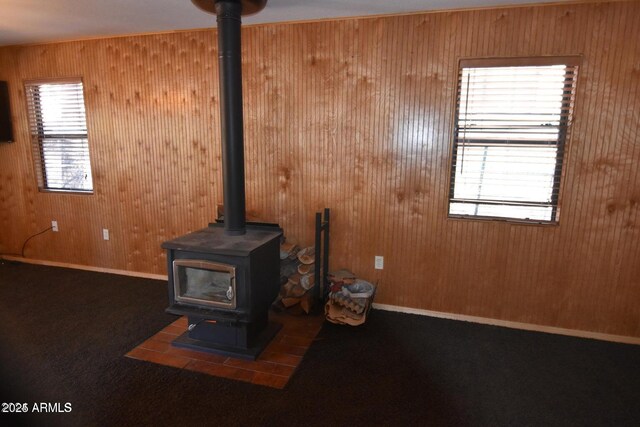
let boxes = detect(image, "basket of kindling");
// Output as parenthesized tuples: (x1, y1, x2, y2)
(325, 270, 376, 326)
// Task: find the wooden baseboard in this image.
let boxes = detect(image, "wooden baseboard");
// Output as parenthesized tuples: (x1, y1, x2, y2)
(372, 303, 640, 345)
(0, 255, 168, 281)
(2, 256, 637, 345)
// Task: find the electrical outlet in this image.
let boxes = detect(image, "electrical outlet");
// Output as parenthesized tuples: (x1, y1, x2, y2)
(375, 255, 384, 270)
(51, 220, 58, 232)
(102, 229, 110, 241)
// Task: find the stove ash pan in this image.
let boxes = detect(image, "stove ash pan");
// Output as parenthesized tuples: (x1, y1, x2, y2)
(163, 225, 282, 325)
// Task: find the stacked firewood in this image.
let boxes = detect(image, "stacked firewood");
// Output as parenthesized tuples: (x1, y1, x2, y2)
(325, 269, 376, 326)
(273, 241, 316, 314)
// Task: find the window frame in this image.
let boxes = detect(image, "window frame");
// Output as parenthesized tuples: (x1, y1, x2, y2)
(24, 77, 94, 195)
(447, 56, 581, 225)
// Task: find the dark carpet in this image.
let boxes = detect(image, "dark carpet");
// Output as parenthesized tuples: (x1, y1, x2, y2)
(1, 260, 639, 427)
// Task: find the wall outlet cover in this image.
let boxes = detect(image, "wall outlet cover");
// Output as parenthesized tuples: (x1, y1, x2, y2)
(375, 255, 384, 270)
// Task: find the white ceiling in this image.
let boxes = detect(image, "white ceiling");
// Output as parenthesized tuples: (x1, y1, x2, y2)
(0, 0, 571, 47)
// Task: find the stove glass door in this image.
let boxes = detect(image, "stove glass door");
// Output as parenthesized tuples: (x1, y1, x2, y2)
(173, 260, 236, 309)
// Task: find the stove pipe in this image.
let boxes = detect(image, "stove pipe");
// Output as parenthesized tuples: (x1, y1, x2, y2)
(216, 0, 246, 236)
(191, 0, 266, 235)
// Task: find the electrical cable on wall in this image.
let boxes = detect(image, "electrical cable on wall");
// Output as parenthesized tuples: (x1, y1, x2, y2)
(0, 226, 53, 259)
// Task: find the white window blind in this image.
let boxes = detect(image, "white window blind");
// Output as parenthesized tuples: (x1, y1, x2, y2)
(448, 57, 579, 223)
(25, 79, 93, 193)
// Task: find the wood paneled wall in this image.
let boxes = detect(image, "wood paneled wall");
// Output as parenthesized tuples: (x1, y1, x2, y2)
(0, 1, 638, 337)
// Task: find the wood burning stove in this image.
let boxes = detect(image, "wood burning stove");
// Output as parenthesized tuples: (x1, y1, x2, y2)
(163, 224, 282, 359)
(163, 0, 280, 360)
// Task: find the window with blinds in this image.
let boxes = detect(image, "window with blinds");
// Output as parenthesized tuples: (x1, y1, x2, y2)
(25, 79, 93, 193)
(448, 57, 579, 223)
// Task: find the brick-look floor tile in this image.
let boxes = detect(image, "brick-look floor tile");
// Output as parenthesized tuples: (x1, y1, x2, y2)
(251, 372, 288, 389)
(172, 317, 188, 327)
(224, 358, 295, 377)
(165, 346, 229, 364)
(127, 313, 325, 388)
(264, 342, 307, 357)
(279, 335, 315, 347)
(126, 347, 191, 369)
(153, 332, 178, 343)
(162, 324, 186, 336)
(259, 351, 303, 367)
(138, 338, 171, 353)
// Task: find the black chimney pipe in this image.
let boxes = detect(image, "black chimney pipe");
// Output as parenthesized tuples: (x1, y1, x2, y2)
(216, 0, 246, 236)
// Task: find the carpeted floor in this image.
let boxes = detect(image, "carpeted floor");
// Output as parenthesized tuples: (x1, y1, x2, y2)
(1, 260, 639, 426)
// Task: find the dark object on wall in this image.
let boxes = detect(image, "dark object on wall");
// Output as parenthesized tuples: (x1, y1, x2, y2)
(0, 81, 14, 143)
(314, 208, 330, 300)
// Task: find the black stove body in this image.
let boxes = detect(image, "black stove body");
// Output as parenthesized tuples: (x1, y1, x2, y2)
(163, 224, 281, 359)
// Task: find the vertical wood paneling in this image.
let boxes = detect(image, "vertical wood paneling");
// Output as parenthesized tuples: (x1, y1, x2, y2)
(0, 1, 638, 337)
